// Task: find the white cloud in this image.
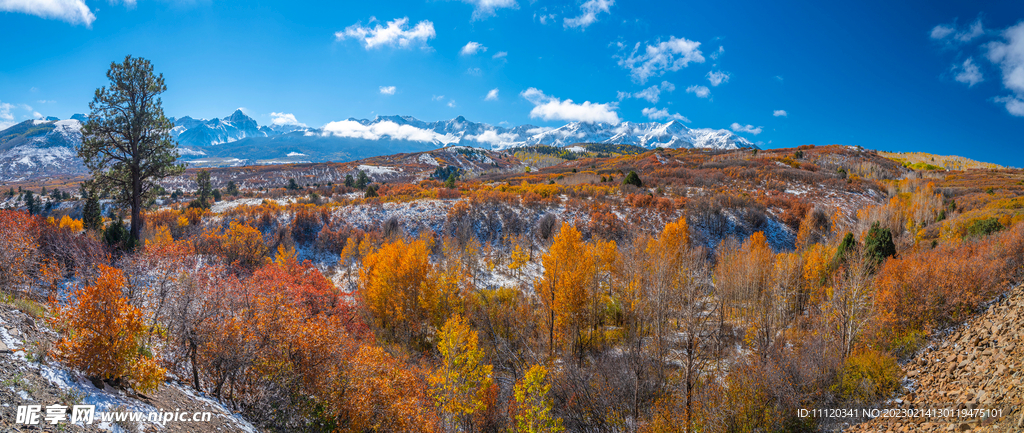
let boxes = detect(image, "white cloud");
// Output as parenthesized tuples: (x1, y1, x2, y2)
(448, 100, 457, 108)
(633, 86, 661, 103)
(521, 87, 620, 124)
(986, 22, 1024, 96)
(706, 70, 730, 86)
(930, 25, 955, 40)
(686, 85, 710, 98)
(379, 86, 397, 95)
(773, 110, 788, 117)
(953, 57, 984, 87)
(995, 96, 1024, 116)
(564, 0, 613, 30)
(485, 88, 499, 101)
(336, 17, 435, 49)
(432, 95, 445, 101)
(466, 67, 482, 76)
(460, 41, 487, 56)
(455, 0, 518, 20)
(775, 75, 784, 82)
(467, 129, 520, 144)
(492, 51, 508, 59)
(931, 18, 984, 44)
(0, 0, 95, 26)
(985, 22, 1024, 116)
(730, 123, 762, 135)
(32, 112, 43, 119)
(322, 119, 456, 143)
(270, 112, 307, 127)
(0, 101, 16, 130)
(36, 99, 56, 104)
(710, 45, 724, 60)
(619, 81, 675, 103)
(618, 36, 705, 84)
(641, 107, 690, 122)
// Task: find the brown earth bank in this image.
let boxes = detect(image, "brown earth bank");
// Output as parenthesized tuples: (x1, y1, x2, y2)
(0, 302, 259, 433)
(845, 285, 1024, 433)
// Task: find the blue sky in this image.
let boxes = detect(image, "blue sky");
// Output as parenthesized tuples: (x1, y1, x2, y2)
(1, 0, 1022, 166)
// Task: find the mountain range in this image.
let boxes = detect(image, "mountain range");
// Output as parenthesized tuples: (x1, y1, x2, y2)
(0, 109, 757, 181)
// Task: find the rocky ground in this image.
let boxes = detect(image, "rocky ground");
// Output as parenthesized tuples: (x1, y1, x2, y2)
(0, 299, 258, 432)
(846, 285, 1024, 433)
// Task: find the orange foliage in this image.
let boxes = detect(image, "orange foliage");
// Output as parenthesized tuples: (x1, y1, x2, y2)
(0, 210, 39, 289)
(360, 238, 433, 340)
(536, 223, 597, 356)
(51, 265, 165, 392)
(208, 221, 269, 271)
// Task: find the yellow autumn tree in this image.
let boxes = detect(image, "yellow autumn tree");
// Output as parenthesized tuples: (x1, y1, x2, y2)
(146, 225, 174, 249)
(509, 243, 530, 282)
(51, 265, 165, 392)
(360, 238, 433, 341)
(429, 315, 493, 433)
(536, 222, 596, 358)
(59, 215, 84, 232)
(216, 221, 269, 271)
(512, 364, 564, 433)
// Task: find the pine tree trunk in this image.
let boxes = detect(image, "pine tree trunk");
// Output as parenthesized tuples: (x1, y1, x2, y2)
(131, 166, 143, 244)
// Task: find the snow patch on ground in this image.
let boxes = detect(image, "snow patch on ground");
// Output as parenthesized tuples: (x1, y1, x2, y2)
(286, 152, 307, 157)
(210, 197, 269, 213)
(177, 147, 208, 156)
(357, 164, 400, 176)
(418, 153, 440, 166)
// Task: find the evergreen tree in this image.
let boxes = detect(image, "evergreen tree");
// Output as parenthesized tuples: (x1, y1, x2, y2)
(24, 190, 39, 215)
(356, 170, 370, 189)
(78, 55, 186, 244)
(211, 188, 221, 202)
(622, 170, 643, 187)
(83, 182, 103, 231)
(225, 180, 239, 196)
(287, 178, 300, 191)
(103, 215, 134, 250)
(834, 232, 857, 263)
(365, 184, 379, 198)
(344, 174, 354, 188)
(445, 172, 457, 189)
(864, 222, 896, 267)
(196, 169, 212, 206)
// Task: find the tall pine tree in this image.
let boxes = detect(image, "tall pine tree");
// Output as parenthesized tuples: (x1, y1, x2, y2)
(78, 55, 185, 244)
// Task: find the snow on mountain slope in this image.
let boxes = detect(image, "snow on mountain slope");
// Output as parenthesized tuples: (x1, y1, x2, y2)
(0, 110, 758, 178)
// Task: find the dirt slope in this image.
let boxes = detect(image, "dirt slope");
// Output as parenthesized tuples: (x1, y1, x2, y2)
(847, 286, 1024, 433)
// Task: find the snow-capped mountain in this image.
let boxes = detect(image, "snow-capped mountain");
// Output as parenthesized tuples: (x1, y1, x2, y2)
(312, 114, 756, 151)
(170, 109, 279, 148)
(0, 118, 87, 181)
(0, 110, 757, 179)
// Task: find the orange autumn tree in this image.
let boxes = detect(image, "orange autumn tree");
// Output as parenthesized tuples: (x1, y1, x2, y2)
(360, 237, 433, 342)
(536, 222, 597, 358)
(210, 221, 269, 271)
(51, 265, 165, 392)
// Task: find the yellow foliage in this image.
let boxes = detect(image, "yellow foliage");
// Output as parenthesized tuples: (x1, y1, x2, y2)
(58, 215, 84, 232)
(360, 238, 433, 337)
(512, 364, 563, 433)
(147, 225, 174, 249)
(536, 223, 597, 356)
(429, 315, 494, 429)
